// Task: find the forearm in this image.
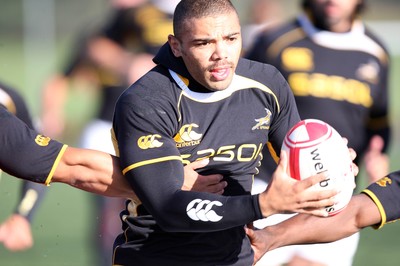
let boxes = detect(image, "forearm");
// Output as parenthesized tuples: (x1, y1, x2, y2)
(53, 147, 135, 199)
(40, 74, 69, 138)
(126, 160, 262, 232)
(87, 37, 133, 78)
(267, 194, 380, 250)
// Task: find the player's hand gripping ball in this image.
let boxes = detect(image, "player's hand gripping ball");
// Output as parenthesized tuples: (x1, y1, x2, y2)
(282, 119, 355, 216)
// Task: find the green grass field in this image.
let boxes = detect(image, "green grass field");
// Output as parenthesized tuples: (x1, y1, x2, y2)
(0, 42, 399, 265)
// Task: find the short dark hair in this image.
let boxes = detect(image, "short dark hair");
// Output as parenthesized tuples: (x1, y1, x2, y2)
(301, 0, 366, 15)
(173, 0, 238, 39)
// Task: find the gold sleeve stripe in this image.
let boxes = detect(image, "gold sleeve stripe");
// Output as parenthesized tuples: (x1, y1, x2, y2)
(362, 189, 386, 229)
(111, 128, 120, 157)
(44, 144, 68, 186)
(266, 141, 279, 164)
(122, 155, 183, 175)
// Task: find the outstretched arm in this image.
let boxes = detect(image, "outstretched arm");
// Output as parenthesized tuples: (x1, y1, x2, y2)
(247, 193, 380, 263)
(2, 105, 225, 199)
(52, 148, 226, 199)
(51, 147, 135, 198)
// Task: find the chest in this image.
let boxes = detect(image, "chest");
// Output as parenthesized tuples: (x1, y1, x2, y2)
(278, 41, 383, 109)
(173, 90, 273, 166)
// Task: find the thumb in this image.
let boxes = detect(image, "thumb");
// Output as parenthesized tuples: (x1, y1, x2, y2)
(189, 158, 210, 170)
(244, 226, 255, 238)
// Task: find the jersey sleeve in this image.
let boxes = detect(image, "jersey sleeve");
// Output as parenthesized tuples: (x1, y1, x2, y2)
(361, 170, 400, 229)
(113, 85, 263, 233)
(0, 106, 67, 184)
(266, 66, 300, 160)
(243, 61, 300, 165)
(258, 65, 301, 180)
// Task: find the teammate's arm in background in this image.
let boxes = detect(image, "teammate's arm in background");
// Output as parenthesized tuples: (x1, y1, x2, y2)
(40, 74, 70, 138)
(0, 182, 47, 251)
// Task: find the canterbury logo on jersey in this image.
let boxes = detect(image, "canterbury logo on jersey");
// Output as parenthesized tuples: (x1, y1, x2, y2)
(137, 134, 163, 149)
(174, 124, 203, 148)
(35, 135, 51, 146)
(281, 47, 314, 71)
(376, 177, 392, 187)
(186, 199, 223, 222)
(356, 59, 380, 85)
(252, 108, 272, 130)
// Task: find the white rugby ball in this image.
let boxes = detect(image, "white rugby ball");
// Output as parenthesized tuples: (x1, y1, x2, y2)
(282, 119, 354, 216)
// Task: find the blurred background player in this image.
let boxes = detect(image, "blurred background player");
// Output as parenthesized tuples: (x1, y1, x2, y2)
(245, 0, 391, 265)
(0, 81, 48, 251)
(39, 0, 179, 265)
(241, 0, 283, 55)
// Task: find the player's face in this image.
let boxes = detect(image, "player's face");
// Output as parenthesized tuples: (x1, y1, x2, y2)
(310, 0, 360, 32)
(169, 10, 242, 91)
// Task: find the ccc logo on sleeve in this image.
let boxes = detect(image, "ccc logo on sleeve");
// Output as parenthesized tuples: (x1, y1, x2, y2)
(137, 134, 164, 149)
(186, 199, 223, 222)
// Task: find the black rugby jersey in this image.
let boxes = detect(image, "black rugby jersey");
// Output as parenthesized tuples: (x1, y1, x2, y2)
(246, 14, 391, 164)
(362, 171, 400, 229)
(0, 82, 56, 220)
(112, 43, 300, 265)
(0, 105, 67, 184)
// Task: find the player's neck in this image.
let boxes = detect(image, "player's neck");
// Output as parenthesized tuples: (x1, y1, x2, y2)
(328, 20, 353, 33)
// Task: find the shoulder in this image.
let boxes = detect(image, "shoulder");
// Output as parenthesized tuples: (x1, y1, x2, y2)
(363, 25, 391, 61)
(245, 19, 301, 62)
(235, 58, 294, 110)
(115, 66, 179, 114)
(237, 58, 286, 87)
(364, 25, 389, 51)
(121, 66, 174, 99)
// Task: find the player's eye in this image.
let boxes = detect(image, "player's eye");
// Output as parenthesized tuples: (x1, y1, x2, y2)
(195, 41, 210, 47)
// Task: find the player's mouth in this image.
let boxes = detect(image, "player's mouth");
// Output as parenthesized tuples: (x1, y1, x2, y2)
(324, 3, 340, 17)
(210, 67, 230, 81)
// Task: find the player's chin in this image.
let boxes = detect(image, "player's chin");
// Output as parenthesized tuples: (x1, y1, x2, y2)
(207, 78, 233, 91)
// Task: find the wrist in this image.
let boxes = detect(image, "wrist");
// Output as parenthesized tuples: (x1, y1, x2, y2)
(258, 191, 275, 218)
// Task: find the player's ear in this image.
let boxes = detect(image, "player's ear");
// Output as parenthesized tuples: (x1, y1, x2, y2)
(168, 34, 182, 58)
